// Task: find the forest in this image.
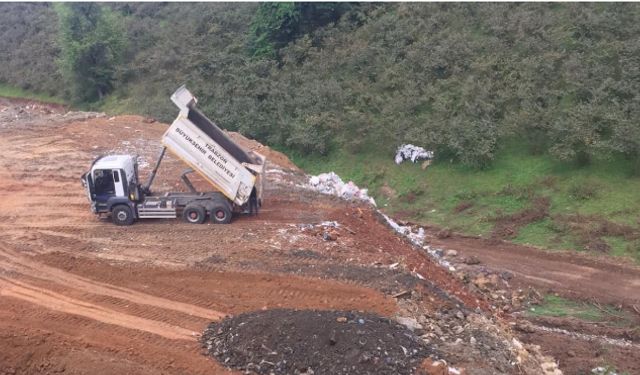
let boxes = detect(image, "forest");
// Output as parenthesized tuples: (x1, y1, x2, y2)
(2, 2, 640, 170)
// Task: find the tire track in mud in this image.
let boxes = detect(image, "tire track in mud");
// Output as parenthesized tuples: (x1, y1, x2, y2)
(33, 252, 396, 315)
(0, 277, 195, 340)
(0, 246, 226, 321)
(0, 297, 222, 375)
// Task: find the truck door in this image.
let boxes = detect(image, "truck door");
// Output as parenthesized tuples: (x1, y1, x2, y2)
(81, 172, 93, 202)
(113, 169, 125, 197)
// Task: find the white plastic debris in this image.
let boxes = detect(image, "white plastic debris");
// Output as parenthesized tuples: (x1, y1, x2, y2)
(307, 172, 376, 206)
(395, 144, 434, 165)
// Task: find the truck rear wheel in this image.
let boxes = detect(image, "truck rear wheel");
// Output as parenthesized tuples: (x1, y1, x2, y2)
(112, 205, 134, 226)
(183, 204, 206, 224)
(210, 205, 232, 224)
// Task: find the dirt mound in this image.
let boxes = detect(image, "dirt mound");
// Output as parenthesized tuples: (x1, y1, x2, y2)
(201, 309, 430, 375)
(226, 131, 300, 171)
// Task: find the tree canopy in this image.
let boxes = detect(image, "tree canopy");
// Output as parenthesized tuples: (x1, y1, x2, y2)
(2, 2, 640, 171)
(55, 3, 126, 100)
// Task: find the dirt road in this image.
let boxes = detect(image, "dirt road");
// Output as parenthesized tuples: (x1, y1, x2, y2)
(428, 235, 640, 306)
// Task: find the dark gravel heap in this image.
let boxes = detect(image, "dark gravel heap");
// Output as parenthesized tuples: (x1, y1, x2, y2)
(201, 309, 430, 375)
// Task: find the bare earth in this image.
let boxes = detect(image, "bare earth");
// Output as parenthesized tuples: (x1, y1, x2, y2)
(0, 99, 638, 375)
(427, 235, 640, 306)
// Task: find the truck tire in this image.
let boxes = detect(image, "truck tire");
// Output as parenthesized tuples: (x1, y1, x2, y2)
(111, 205, 134, 226)
(210, 204, 232, 224)
(183, 204, 206, 224)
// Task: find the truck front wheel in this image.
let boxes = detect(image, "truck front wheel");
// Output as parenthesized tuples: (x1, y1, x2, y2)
(183, 204, 206, 224)
(111, 205, 134, 226)
(210, 205, 232, 224)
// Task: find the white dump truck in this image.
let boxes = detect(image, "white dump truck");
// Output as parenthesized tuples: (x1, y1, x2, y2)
(81, 86, 266, 225)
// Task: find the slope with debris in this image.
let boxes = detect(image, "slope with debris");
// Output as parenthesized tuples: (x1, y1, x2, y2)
(0, 99, 565, 375)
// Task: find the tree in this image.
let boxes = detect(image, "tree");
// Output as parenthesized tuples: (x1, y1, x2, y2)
(247, 2, 352, 60)
(55, 3, 126, 101)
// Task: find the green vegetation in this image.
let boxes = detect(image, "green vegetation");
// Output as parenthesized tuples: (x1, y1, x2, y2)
(2, 3, 640, 260)
(526, 295, 638, 330)
(54, 3, 127, 101)
(526, 295, 606, 321)
(289, 141, 640, 262)
(0, 84, 64, 104)
(248, 2, 352, 59)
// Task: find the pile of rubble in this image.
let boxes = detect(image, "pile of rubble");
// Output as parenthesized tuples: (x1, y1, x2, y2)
(201, 309, 430, 375)
(392, 288, 562, 375)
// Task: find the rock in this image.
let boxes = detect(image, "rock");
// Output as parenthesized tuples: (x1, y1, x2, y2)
(473, 274, 491, 292)
(489, 274, 501, 287)
(433, 326, 444, 336)
(567, 350, 576, 357)
(445, 249, 458, 257)
(336, 317, 347, 323)
(515, 320, 536, 334)
(470, 337, 476, 345)
(395, 316, 423, 331)
(416, 359, 448, 375)
(511, 338, 523, 350)
(323, 232, 338, 241)
(464, 255, 481, 265)
(541, 361, 562, 375)
(457, 272, 469, 283)
(454, 326, 464, 334)
(455, 311, 465, 320)
(499, 271, 513, 280)
(437, 228, 452, 239)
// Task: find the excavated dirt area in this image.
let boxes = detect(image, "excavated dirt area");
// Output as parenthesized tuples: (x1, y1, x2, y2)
(1, 98, 634, 375)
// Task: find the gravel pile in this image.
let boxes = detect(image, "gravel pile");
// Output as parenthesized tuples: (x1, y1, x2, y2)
(201, 309, 430, 375)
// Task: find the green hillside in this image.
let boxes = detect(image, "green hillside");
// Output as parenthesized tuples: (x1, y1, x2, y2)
(2, 2, 640, 261)
(291, 141, 640, 263)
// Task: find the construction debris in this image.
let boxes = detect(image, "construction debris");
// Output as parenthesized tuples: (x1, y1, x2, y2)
(201, 309, 430, 375)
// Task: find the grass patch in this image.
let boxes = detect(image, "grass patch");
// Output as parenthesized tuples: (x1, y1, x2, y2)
(527, 295, 639, 329)
(0, 83, 65, 104)
(283, 139, 640, 262)
(527, 295, 608, 322)
(92, 93, 145, 117)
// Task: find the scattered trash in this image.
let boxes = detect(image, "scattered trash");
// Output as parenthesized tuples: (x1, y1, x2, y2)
(395, 144, 434, 165)
(308, 172, 376, 206)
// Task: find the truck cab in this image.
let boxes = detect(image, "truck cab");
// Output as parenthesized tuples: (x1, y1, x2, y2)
(82, 155, 138, 216)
